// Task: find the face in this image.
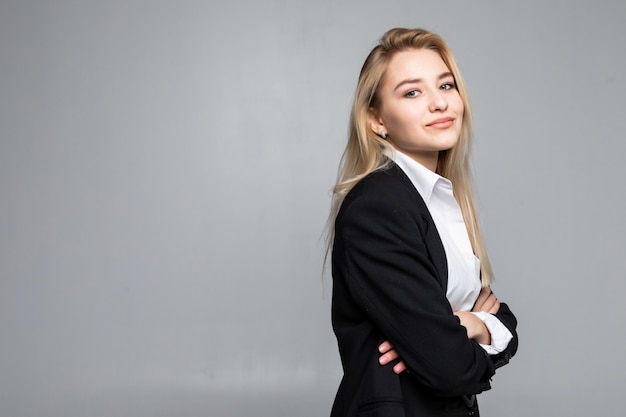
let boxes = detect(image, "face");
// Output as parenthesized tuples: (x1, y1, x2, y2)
(369, 48, 464, 171)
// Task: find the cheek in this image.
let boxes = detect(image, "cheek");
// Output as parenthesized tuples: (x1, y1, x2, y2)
(380, 105, 408, 133)
(451, 94, 465, 115)
(386, 104, 423, 130)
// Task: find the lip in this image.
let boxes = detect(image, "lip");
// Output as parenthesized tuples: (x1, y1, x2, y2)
(426, 117, 455, 128)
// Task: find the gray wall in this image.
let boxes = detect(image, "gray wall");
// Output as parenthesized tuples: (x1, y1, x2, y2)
(1, 1, 625, 416)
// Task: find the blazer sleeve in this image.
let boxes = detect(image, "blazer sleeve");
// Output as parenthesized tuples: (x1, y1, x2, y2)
(491, 302, 518, 369)
(336, 190, 499, 397)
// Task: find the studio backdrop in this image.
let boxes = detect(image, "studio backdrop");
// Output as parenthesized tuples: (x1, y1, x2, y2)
(1, 1, 625, 416)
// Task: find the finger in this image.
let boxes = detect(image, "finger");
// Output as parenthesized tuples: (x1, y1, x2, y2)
(379, 349, 400, 365)
(473, 286, 491, 311)
(488, 299, 500, 315)
(378, 341, 394, 354)
(480, 294, 497, 312)
(477, 291, 499, 312)
(479, 285, 492, 299)
(393, 361, 407, 374)
(473, 287, 488, 306)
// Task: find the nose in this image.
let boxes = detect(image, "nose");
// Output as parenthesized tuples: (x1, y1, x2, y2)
(428, 90, 448, 112)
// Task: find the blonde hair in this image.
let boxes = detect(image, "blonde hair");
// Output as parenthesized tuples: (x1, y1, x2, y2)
(327, 28, 493, 286)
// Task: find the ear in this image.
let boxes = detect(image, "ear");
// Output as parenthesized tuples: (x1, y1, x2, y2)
(367, 107, 386, 137)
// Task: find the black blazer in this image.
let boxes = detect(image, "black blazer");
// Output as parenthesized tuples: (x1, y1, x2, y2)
(330, 163, 518, 417)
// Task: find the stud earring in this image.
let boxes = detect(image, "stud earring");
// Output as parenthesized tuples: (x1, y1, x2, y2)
(381, 131, 386, 139)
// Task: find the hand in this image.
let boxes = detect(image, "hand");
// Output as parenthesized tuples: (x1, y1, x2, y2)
(378, 340, 407, 374)
(472, 286, 500, 315)
(453, 311, 491, 345)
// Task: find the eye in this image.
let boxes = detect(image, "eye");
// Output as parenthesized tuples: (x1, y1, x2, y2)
(440, 82, 456, 91)
(404, 90, 420, 98)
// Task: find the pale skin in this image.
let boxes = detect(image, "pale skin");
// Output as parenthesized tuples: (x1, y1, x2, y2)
(368, 48, 500, 374)
(368, 48, 464, 172)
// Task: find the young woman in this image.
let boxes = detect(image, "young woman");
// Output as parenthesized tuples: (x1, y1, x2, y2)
(328, 28, 518, 416)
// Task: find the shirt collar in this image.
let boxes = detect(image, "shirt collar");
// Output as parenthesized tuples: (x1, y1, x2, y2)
(385, 148, 451, 205)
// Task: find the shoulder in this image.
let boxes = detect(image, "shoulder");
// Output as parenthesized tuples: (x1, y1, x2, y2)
(333, 162, 448, 285)
(341, 162, 423, 214)
(348, 163, 412, 199)
(335, 163, 432, 236)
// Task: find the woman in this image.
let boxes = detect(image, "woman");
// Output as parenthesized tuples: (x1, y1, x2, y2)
(328, 28, 518, 416)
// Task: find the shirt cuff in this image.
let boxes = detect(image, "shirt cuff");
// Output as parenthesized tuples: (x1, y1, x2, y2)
(471, 311, 513, 355)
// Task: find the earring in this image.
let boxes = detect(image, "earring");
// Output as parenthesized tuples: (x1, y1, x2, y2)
(381, 131, 386, 139)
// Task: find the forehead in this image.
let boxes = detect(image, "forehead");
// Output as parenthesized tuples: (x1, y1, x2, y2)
(383, 48, 450, 85)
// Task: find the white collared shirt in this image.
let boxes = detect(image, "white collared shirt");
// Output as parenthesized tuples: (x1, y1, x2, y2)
(387, 149, 512, 354)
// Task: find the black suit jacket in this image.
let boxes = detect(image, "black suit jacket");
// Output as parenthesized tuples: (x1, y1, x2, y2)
(331, 163, 518, 417)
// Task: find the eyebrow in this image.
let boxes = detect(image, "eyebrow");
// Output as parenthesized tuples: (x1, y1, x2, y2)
(394, 72, 454, 91)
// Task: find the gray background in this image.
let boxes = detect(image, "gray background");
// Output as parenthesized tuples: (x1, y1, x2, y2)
(1, 0, 625, 416)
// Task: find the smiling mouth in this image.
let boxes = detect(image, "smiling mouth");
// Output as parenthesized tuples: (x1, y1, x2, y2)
(426, 118, 454, 128)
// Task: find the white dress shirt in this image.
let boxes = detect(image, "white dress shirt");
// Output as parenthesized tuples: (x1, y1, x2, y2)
(387, 149, 513, 354)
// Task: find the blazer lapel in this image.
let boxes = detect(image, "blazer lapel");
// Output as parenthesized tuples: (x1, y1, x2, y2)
(422, 218, 448, 292)
(391, 163, 449, 292)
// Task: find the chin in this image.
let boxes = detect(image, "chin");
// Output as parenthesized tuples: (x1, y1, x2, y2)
(435, 137, 460, 151)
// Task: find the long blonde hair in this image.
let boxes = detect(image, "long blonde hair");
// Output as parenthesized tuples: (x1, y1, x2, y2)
(327, 28, 493, 286)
